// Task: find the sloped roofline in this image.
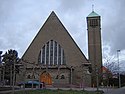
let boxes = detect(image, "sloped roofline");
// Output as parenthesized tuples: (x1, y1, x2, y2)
(22, 11, 89, 63)
(87, 11, 100, 17)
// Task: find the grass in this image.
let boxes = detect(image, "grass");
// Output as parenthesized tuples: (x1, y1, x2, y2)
(13, 89, 104, 94)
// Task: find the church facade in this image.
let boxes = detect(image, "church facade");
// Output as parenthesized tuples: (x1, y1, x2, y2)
(17, 11, 102, 87)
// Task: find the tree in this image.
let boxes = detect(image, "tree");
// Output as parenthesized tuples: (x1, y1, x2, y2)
(0, 51, 2, 64)
(104, 62, 118, 74)
(1, 49, 19, 85)
(103, 55, 123, 87)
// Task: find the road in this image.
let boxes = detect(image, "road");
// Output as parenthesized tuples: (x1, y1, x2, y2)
(0, 86, 125, 94)
(104, 87, 125, 94)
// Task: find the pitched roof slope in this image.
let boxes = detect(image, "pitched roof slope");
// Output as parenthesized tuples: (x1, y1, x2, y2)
(87, 11, 100, 17)
(22, 11, 89, 66)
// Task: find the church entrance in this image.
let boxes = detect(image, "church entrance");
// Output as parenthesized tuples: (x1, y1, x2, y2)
(40, 72, 52, 85)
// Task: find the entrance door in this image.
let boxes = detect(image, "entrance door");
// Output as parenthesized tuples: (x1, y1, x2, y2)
(40, 72, 52, 85)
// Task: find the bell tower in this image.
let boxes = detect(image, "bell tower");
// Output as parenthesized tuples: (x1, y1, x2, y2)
(86, 11, 102, 86)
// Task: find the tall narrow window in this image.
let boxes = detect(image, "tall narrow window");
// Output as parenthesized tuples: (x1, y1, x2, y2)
(54, 41, 57, 65)
(38, 40, 66, 66)
(46, 42, 49, 65)
(58, 45, 61, 65)
(50, 40, 53, 65)
(42, 46, 45, 65)
(38, 51, 41, 64)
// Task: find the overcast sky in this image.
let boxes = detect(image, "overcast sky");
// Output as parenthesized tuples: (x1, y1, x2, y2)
(0, 0, 125, 69)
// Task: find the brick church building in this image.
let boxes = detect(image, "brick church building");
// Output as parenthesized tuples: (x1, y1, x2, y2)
(17, 11, 102, 87)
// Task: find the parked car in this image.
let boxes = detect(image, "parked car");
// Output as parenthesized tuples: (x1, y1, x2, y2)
(17, 80, 45, 89)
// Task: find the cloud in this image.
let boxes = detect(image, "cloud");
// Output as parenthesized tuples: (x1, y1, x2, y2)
(0, 0, 125, 68)
(102, 0, 125, 54)
(59, 0, 85, 12)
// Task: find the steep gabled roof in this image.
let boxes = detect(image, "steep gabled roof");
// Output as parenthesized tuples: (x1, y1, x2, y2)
(22, 11, 89, 64)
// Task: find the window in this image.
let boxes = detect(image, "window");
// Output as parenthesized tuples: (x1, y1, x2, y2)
(42, 46, 45, 64)
(38, 40, 66, 66)
(55, 75, 59, 79)
(50, 40, 53, 65)
(90, 19, 98, 27)
(38, 51, 41, 64)
(61, 75, 65, 79)
(58, 45, 61, 65)
(27, 75, 31, 79)
(46, 42, 49, 65)
(54, 41, 57, 65)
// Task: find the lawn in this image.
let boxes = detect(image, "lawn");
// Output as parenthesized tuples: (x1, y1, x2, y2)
(14, 89, 104, 94)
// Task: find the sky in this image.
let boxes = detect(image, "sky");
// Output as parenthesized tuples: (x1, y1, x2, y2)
(0, 0, 125, 70)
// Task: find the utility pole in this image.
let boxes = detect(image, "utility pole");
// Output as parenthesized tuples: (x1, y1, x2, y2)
(12, 61, 15, 94)
(81, 65, 85, 90)
(82, 73, 84, 90)
(70, 66, 73, 89)
(117, 50, 121, 88)
(10, 64, 12, 87)
(32, 66, 35, 89)
(2, 66, 5, 86)
(39, 65, 41, 89)
(23, 63, 26, 91)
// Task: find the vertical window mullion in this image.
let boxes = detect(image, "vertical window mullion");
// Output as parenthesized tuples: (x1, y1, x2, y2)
(53, 41, 55, 65)
(49, 41, 51, 66)
(45, 44, 47, 65)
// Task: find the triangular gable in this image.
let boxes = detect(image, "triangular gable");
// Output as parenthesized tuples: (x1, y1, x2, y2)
(22, 11, 88, 66)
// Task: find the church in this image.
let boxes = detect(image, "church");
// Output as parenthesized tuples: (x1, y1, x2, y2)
(17, 11, 102, 87)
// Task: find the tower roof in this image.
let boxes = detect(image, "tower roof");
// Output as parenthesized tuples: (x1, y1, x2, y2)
(87, 11, 100, 17)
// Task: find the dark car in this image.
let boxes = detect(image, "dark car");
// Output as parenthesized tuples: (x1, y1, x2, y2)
(17, 80, 45, 89)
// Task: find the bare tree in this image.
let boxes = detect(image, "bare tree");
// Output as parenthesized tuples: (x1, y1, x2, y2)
(104, 62, 118, 74)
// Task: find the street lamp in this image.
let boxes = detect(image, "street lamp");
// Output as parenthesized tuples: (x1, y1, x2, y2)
(117, 50, 121, 88)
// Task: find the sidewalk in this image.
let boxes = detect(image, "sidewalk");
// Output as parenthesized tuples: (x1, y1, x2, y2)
(47, 87, 115, 92)
(0, 88, 37, 94)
